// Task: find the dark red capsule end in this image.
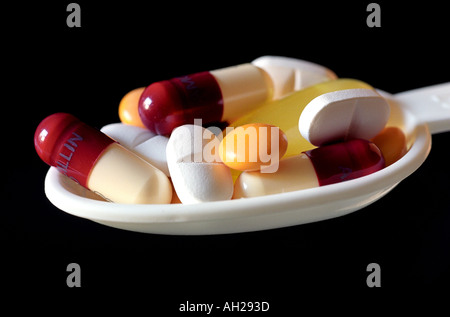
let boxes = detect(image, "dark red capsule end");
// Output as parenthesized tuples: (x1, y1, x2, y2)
(34, 113, 80, 166)
(138, 71, 224, 135)
(305, 139, 385, 186)
(34, 113, 114, 186)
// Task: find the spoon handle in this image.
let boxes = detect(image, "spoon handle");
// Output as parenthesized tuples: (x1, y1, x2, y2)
(394, 82, 450, 134)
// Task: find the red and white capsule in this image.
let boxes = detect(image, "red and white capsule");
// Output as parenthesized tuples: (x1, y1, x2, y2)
(34, 113, 172, 204)
(138, 63, 274, 135)
(233, 139, 385, 198)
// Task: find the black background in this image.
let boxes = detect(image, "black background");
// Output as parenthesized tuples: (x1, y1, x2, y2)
(4, 0, 450, 312)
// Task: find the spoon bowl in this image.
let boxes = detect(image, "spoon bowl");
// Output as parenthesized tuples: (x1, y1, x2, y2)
(44, 81, 449, 235)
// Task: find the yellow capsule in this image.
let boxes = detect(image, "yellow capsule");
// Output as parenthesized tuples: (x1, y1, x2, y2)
(371, 126, 407, 166)
(219, 123, 288, 173)
(118, 87, 146, 128)
(230, 79, 374, 157)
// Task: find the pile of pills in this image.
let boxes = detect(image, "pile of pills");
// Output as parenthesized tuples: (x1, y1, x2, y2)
(34, 57, 407, 205)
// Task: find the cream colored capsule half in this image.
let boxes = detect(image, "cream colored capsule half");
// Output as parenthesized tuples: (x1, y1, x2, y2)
(233, 154, 319, 199)
(87, 143, 172, 204)
(234, 139, 385, 198)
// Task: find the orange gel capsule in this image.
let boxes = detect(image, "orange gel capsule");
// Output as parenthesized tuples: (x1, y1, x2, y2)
(371, 126, 407, 166)
(219, 123, 288, 173)
(118, 87, 146, 128)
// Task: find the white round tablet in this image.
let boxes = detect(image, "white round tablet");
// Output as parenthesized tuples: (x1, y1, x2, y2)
(299, 88, 390, 146)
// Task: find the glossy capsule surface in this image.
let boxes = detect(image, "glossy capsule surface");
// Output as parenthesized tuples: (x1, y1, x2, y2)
(34, 113, 172, 204)
(138, 64, 273, 135)
(371, 126, 407, 166)
(118, 87, 146, 128)
(234, 139, 385, 198)
(231, 79, 374, 158)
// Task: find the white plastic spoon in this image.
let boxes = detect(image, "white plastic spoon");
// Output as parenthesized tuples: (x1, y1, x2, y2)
(43, 81, 450, 235)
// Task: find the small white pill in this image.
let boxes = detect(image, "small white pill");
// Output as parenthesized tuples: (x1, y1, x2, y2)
(299, 88, 390, 146)
(166, 124, 233, 204)
(101, 123, 170, 176)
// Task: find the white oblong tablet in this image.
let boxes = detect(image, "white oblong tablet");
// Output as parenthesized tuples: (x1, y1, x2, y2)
(100, 123, 155, 147)
(166, 125, 233, 204)
(299, 88, 390, 146)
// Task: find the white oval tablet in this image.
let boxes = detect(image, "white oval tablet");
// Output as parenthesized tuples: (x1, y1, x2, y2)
(100, 123, 155, 147)
(166, 125, 233, 204)
(299, 88, 390, 146)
